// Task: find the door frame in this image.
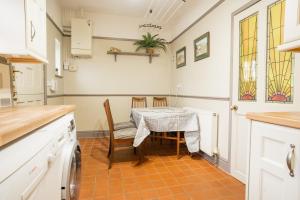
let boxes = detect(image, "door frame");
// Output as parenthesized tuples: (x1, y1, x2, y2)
(228, 0, 262, 179)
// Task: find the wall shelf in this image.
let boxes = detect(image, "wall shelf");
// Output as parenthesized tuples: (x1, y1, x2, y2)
(107, 51, 160, 63)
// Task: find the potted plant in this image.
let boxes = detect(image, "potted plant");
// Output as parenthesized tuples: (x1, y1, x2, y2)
(134, 32, 167, 54)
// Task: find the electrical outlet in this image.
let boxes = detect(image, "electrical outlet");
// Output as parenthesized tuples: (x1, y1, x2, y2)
(68, 65, 77, 72)
(63, 61, 69, 70)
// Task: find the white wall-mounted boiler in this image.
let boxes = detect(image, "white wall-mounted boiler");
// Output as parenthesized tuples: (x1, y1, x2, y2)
(71, 18, 92, 57)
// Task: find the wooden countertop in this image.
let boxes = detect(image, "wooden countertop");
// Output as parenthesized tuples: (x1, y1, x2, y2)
(0, 105, 75, 147)
(246, 112, 300, 129)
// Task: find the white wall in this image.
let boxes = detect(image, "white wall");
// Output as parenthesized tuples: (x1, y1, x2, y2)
(61, 1, 223, 42)
(170, 0, 251, 162)
(46, 17, 64, 105)
(47, 0, 63, 30)
(63, 37, 172, 131)
(63, 10, 171, 40)
(47, 96, 64, 105)
(166, 0, 220, 40)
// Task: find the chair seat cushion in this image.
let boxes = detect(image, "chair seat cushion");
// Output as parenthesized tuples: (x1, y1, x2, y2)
(113, 127, 137, 139)
(114, 121, 136, 130)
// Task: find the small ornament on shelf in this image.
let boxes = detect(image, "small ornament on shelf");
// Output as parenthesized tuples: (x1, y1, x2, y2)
(108, 47, 121, 53)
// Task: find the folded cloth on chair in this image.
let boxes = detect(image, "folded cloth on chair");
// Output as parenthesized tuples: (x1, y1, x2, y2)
(113, 127, 137, 139)
(114, 121, 136, 130)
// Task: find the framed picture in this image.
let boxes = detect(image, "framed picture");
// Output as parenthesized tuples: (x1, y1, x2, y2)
(194, 32, 210, 61)
(176, 47, 186, 68)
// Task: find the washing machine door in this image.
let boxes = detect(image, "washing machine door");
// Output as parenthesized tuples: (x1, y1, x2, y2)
(61, 141, 81, 200)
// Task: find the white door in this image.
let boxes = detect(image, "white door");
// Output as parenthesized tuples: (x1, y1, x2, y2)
(249, 121, 300, 200)
(231, 0, 300, 183)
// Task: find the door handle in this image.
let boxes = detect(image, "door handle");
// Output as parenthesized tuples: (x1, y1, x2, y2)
(286, 144, 295, 177)
(13, 70, 23, 74)
(230, 105, 238, 111)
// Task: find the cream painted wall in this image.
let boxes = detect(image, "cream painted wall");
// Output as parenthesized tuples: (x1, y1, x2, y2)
(63, 38, 172, 131)
(47, 0, 63, 30)
(61, 1, 222, 42)
(62, 10, 172, 40)
(47, 96, 64, 105)
(166, 0, 220, 40)
(170, 0, 251, 161)
(46, 17, 64, 104)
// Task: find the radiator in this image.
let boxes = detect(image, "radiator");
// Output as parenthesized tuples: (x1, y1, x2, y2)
(184, 107, 218, 156)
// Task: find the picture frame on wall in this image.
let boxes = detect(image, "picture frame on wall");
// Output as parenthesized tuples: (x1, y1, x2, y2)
(176, 47, 186, 68)
(194, 32, 210, 61)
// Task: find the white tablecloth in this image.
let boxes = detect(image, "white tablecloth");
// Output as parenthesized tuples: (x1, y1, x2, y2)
(131, 107, 200, 153)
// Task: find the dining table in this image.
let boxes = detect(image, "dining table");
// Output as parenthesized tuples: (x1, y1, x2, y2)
(131, 107, 200, 153)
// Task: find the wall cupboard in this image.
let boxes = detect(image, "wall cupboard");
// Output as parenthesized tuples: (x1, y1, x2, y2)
(0, 0, 47, 63)
(278, 0, 300, 51)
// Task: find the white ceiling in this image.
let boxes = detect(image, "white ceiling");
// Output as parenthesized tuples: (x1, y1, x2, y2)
(59, 0, 220, 40)
(60, 0, 150, 18)
(60, 0, 191, 24)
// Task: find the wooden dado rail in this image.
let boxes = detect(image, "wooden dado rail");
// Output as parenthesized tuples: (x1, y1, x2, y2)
(47, 94, 230, 101)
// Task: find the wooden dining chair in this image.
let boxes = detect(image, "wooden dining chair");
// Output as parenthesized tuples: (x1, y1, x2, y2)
(153, 97, 168, 107)
(152, 97, 168, 143)
(103, 99, 137, 169)
(132, 97, 147, 108)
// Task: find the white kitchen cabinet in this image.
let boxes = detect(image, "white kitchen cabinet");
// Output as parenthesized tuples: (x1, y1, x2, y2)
(0, 0, 47, 63)
(278, 0, 300, 51)
(248, 121, 300, 200)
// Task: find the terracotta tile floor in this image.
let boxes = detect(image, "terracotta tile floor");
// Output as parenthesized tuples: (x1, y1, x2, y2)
(79, 138, 245, 200)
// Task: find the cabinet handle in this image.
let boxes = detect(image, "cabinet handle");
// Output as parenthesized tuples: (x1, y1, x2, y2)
(286, 144, 295, 177)
(30, 21, 36, 42)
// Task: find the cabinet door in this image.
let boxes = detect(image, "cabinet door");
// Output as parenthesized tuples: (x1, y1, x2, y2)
(25, 0, 46, 58)
(284, 0, 300, 43)
(25, 0, 39, 53)
(248, 121, 300, 200)
(36, 0, 47, 59)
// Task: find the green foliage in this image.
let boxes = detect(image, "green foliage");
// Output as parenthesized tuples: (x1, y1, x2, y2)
(134, 32, 167, 52)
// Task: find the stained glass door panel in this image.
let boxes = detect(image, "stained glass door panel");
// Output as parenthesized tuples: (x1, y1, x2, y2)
(266, 0, 294, 103)
(239, 14, 258, 101)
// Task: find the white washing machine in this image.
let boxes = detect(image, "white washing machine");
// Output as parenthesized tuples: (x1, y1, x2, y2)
(0, 113, 81, 200)
(61, 117, 81, 200)
(32, 113, 80, 200)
